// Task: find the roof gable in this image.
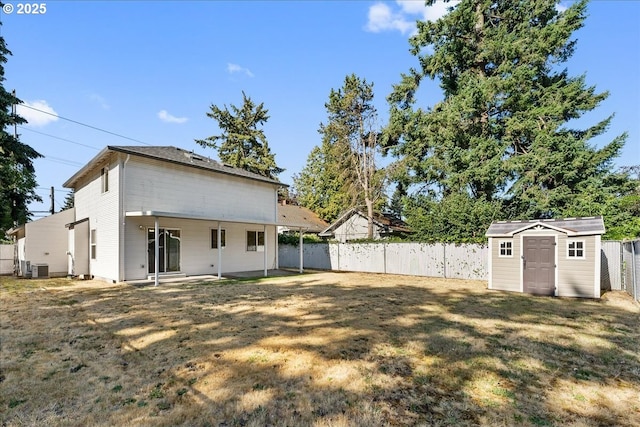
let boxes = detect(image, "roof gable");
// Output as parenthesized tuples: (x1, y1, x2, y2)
(486, 216, 605, 237)
(319, 208, 410, 237)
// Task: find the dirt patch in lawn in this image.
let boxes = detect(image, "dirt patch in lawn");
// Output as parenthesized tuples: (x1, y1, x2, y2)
(1, 272, 639, 426)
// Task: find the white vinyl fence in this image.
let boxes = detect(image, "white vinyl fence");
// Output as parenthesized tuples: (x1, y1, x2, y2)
(601, 241, 624, 291)
(622, 240, 640, 302)
(280, 241, 637, 300)
(279, 242, 488, 280)
(0, 244, 15, 275)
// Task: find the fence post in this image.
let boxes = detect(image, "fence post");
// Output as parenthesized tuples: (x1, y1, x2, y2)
(633, 244, 636, 299)
(383, 242, 387, 274)
(443, 243, 447, 279)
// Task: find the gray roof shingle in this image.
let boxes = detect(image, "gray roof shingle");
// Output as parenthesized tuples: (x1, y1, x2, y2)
(278, 204, 328, 232)
(64, 145, 285, 188)
(486, 216, 605, 237)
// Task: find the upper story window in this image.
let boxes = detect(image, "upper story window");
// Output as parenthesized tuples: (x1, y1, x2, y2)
(101, 166, 109, 193)
(499, 240, 513, 257)
(567, 240, 585, 259)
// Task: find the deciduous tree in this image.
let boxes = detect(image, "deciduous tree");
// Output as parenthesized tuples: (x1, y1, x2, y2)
(295, 75, 387, 234)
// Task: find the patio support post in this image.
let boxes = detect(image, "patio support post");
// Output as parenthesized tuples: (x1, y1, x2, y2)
(299, 227, 303, 274)
(217, 222, 222, 280)
(154, 216, 159, 287)
(264, 224, 268, 277)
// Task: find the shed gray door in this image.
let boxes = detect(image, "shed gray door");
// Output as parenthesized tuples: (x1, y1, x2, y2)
(523, 236, 555, 295)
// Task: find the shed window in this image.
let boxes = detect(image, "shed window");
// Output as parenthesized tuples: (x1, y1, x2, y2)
(101, 166, 109, 193)
(211, 229, 226, 249)
(498, 240, 513, 257)
(247, 231, 264, 252)
(567, 240, 585, 259)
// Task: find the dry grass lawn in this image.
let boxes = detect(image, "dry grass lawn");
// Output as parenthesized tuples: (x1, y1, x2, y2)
(1, 271, 639, 426)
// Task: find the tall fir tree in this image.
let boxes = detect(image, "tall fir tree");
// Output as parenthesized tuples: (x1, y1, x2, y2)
(383, 0, 627, 241)
(0, 32, 42, 238)
(196, 92, 283, 179)
(293, 138, 353, 223)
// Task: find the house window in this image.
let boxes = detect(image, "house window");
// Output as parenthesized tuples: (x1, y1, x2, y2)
(211, 229, 226, 249)
(90, 229, 97, 259)
(101, 166, 109, 193)
(247, 230, 264, 252)
(499, 240, 513, 257)
(567, 240, 585, 259)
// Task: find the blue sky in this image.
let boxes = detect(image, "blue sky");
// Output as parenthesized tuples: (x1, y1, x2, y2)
(2, 0, 639, 216)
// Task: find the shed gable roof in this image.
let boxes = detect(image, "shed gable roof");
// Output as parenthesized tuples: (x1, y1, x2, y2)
(64, 145, 285, 188)
(486, 216, 605, 237)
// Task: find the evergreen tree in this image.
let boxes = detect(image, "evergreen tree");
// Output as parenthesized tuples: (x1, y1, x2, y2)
(196, 92, 283, 179)
(0, 32, 42, 238)
(383, 0, 627, 241)
(62, 189, 75, 210)
(293, 139, 353, 223)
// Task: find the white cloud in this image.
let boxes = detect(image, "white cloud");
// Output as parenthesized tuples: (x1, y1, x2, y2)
(555, 1, 570, 13)
(423, 0, 460, 22)
(16, 100, 59, 127)
(366, 0, 460, 35)
(366, 2, 414, 34)
(90, 93, 110, 110)
(227, 63, 254, 78)
(158, 110, 188, 124)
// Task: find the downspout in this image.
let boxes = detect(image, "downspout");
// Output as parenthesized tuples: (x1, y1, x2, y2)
(120, 154, 130, 282)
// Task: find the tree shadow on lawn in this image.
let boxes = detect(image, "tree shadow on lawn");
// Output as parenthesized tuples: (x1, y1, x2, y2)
(1, 273, 639, 426)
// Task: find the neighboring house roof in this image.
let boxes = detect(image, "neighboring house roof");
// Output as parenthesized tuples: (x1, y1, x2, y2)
(319, 208, 411, 238)
(63, 145, 285, 188)
(485, 216, 605, 237)
(278, 204, 328, 233)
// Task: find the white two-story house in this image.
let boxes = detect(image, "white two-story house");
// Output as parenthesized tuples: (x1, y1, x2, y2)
(63, 145, 285, 284)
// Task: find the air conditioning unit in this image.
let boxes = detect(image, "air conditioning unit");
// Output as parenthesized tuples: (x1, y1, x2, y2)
(20, 261, 31, 278)
(31, 264, 49, 279)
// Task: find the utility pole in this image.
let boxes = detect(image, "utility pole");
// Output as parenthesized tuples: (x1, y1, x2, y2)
(11, 89, 17, 138)
(50, 186, 55, 214)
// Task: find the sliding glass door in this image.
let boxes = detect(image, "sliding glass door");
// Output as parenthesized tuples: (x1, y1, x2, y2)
(148, 228, 181, 274)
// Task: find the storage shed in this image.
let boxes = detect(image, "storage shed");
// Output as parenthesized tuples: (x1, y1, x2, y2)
(485, 216, 605, 298)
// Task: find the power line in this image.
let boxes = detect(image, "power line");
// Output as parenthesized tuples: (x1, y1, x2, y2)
(19, 103, 152, 146)
(37, 187, 72, 193)
(18, 126, 101, 151)
(42, 154, 83, 167)
(39, 155, 84, 167)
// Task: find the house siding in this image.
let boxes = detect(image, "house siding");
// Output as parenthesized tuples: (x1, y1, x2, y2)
(490, 237, 520, 292)
(123, 156, 277, 224)
(21, 209, 75, 277)
(333, 214, 381, 242)
(74, 158, 121, 281)
(124, 218, 277, 280)
(557, 234, 597, 298)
